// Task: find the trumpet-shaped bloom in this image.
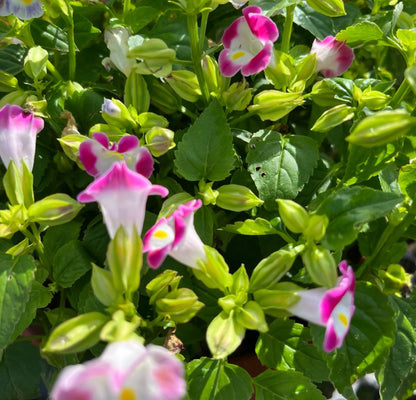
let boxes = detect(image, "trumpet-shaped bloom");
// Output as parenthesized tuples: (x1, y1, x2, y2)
(288, 261, 355, 352)
(51, 340, 186, 400)
(311, 36, 354, 78)
(0, 104, 44, 171)
(0, 0, 43, 19)
(77, 161, 168, 238)
(143, 199, 206, 269)
(79, 132, 154, 178)
(219, 6, 278, 77)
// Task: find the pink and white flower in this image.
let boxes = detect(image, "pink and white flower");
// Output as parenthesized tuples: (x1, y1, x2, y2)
(77, 161, 168, 238)
(143, 199, 206, 269)
(287, 260, 355, 352)
(0, 0, 43, 19)
(79, 132, 154, 178)
(218, 6, 279, 77)
(311, 36, 354, 78)
(0, 104, 44, 171)
(51, 340, 186, 400)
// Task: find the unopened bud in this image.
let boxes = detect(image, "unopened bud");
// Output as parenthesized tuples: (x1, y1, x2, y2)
(145, 126, 175, 157)
(360, 88, 390, 111)
(138, 112, 168, 133)
(216, 184, 263, 212)
(91, 265, 119, 306)
(165, 70, 201, 103)
(146, 269, 181, 304)
(235, 301, 268, 333)
(231, 265, 250, 294)
(303, 214, 328, 242)
(379, 264, 410, 295)
(202, 55, 228, 97)
(222, 81, 252, 112)
(0, 70, 19, 92)
(310, 80, 345, 107)
(24, 46, 48, 80)
(198, 180, 219, 206)
(101, 98, 137, 130)
(306, 0, 345, 16)
(301, 244, 337, 288)
(148, 79, 181, 114)
(124, 71, 150, 114)
(277, 199, 309, 233)
(311, 104, 355, 133)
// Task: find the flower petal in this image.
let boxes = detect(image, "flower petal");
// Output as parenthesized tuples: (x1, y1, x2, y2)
(241, 41, 273, 76)
(218, 48, 243, 77)
(243, 6, 279, 42)
(0, 0, 43, 19)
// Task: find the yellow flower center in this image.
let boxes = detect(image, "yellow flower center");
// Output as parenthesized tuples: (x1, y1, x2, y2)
(339, 313, 348, 327)
(154, 229, 169, 239)
(120, 388, 136, 400)
(232, 51, 246, 61)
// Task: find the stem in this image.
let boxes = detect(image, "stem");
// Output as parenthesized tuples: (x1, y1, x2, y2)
(390, 77, 411, 108)
(187, 14, 210, 105)
(66, 15, 76, 80)
(46, 60, 63, 82)
(281, 5, 295, 54)
(229, 110, 256, 126)
(199, 10, 210, 54)
(180, 105, 198, 120)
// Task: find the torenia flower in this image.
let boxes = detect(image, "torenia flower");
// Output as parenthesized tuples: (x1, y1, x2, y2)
(77, 161, 168, 238)
(0, 0, 43, 19)
(218, 6, 278, 77)
(311, 36, 354, 78)
(287, 261, 355, 352)
(51, 340, 186, 400)
(143, 199, 206, 269)
(0, 104, 44, 171)
(104, 27, 136, 77)
(79, 132, 154, 178)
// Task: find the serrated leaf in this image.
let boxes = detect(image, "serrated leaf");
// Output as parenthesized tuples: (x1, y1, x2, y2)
(311, 283, 395, 394)
(316, 187, 403, 250)
(174, 100, 235, 181)
(30, 19, 69, 52)
(256, 319, 329, 383)
(221, 218, 280, 235)
(399, 162, 416, 199)
(0, 254, 36, 350)
(253, 369, 325, 400)
(247, 131, 319, 210)
(336, 22, 387, 47)
(0, 45, 26, 75)
(186, 357, 253, 400)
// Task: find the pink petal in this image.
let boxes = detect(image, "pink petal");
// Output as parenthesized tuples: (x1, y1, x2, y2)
(79, 141, 99, 176)
(92, 132, 110, 149)
(323, 319, 339, 352)
(135, 148, 154, 178)
(241, 41, 273, 75)
(222, 18, 244, 48)
(117, 135, 139, 153)
(147, 247, 170, 269)
(243, 6, 278, 42)
(218, 48, 243, 77)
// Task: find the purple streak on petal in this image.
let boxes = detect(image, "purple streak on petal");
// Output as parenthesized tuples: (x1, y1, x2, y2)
(222, 18, 243, 48)
(219, 49, 242, 77)
(243, 7, 278, 42)
(92, 132, 110, 149)
(117, 135, 139, 153)
(135, 148, 154, 178)
(241, 41, 272, 75)
(323, 319, 338, 352)
(79, 141, 99, 176)
(147, 247, 170, 269)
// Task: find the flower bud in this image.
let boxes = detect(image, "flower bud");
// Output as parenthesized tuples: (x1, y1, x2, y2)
(58, 134, 88, 165)
(248, 90, 304, 121)
(360, 88, 391, 111)
(100, 310, 141, 343)
(277, 199, 309, 233)
(0, 205, 27, 238)
(43, 312, 109, 354)
(202, 55, 228, 97)
(311, 104, 355, 133)
(101, 98, 138, 130)
(303, 214, 329, 242)
(346, 110, 416, 147)
(24, 46, 48, 81)
(155, 288, 204, 323)
(146, 269, 181, 305)
(310, 80, 345, 107)
(138, 112, 168, 133)
(231, 265, 250, 295)
(306, 0, 345, 17)
(249, 247, 298, 292)
(301, 244, 338, 288)
(222, 81, 252, 112)
(3, 160, 34, 207)
(378, 264, 410, 295)
(28, 193, 83, 226)
(198, 180, 219, 206)
(216, 184, 263, 212)
(235, 301, 268, 333)
(145, 126, 175, 157)
(295, 53, 317, 83)
(165, 70, 202, 103)
(124, 71, 150, 114)
(148, 79, 182, 114)
(0, 70, 19, 92)
(91, 265, 119, 306)
(218, 294, 238, 314)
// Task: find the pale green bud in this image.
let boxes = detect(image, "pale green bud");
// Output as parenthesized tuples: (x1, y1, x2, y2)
(235, 301, 268, 333)
(198, 181, 219, 206)
(310, 80, 345, 107)
(58, 134, 88, 165)
(277, 199, 309, 233)
(146, 269, 181, 305)
(0, 70, 19, 92)
(0, 205, 27, 238)
(43, 312, 109, 354)
(91, 265, 119, 306)
(360, 88, 391, 111)
(311, 104, 355, 133)
(303, 214, 329, 242)
(148, 79, 181, 114)
(24, 46, 48, 81)
(265, 50, 296, 90)
(100, 310, 141, 343)
(379, 264, 411, 295)
(216, 184, 263, 212)
(295, 53, 317, 83)
(301, 244, 337, 288)
(202, 55, 228, 97)
(138, 112, 168, 133)
(306, 0, 346, 16)
(101, 98, 138, 130)
(165, 70, 201, 103)
(218, 295, 238, 314)
(124, 71, 150, 114)
(222, 81, 252, 112)
(248, 90, 304, 121)
(3, 160, 34, 208)
(28, 194, 83, 226)
(145, 126, 175, 157)
(231, 265, 250, 295)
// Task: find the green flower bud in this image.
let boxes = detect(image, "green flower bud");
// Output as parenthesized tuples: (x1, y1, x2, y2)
(145, 126, 175, 157)
(138, 112, 168, 133)
(248, 90, 304, 121)
(202, 55, 229, 97)
(379, 264, 410, 295)
(146, 269, 181, 305)
(3, 160, 34, 208)
(277, 199, 309, 233)
(222, 81, 252, 112)
(216, 184, 263, 212)
(101, 98, 138, 130)
(165, 70, 201, 103)
(0, 205, 27, 238)
(218, 295, 238, 314)
(43, 312, 109, 354)
(301, 244, 337, 288)
(28, 194, 83, 226)
(198, 181, 219, 206)
(124, 71, 150, 114)
(91, 264, 119, 307)
(306, 0, 346, 17)
(265, 50, 296, 90)
(295, 53, 317, 83)
(0, 70, 19, 92)
(156, 288, 204, 323)
(24, 46, 48, 81)
(100, 310, 141, 343)
(303, 214, 329, 242)
(346, 110, 416, 147)
(360, 88, 391, 111)
(311, 104, 355, 133)
(148, 79, 182, 114)
(231, 265, 250, 295)
(58, 134, 88, 166)
(235, 301, 268, 333)
(249, 247, 298, 292)
(310, 80, 345, 107)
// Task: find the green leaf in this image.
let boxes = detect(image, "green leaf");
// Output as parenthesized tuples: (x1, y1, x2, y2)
(0, 45, 26, 75)
(247, 131, 319, 210)
(311, 283, 395, 394)
(125, 0, 163, 32)
(221, 218, 280, 235)
(186, 357, 253, 400)
(253, 369, 325, 400)
(30, 19, 69, 52)
(377, 295, 416, 400)
(52, 240, 92, 288)
(316, 187, 403, 250)
(399, 162, 416, 199)
(73, 14, 100, 51)
(336, 22, 387, 47)
(174, 100, 235, 181)
(251, 0, 300, 16)
(256, 319, 329, 382)
(0, 342, 41, 400)
(0, 254, 36, 350)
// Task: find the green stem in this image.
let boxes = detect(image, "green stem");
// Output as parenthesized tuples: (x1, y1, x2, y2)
(229, 110, 256, 126)
(180, 105, 198, 120)
(187, 14, 210, 105)
(123, 0, 131, 22)
(199, 10, 210, 54)
(390, 77, 411, 108)
(66, 16, 76, 80)
(46, 60, 63, 82)
(281, 5, 295, 54)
